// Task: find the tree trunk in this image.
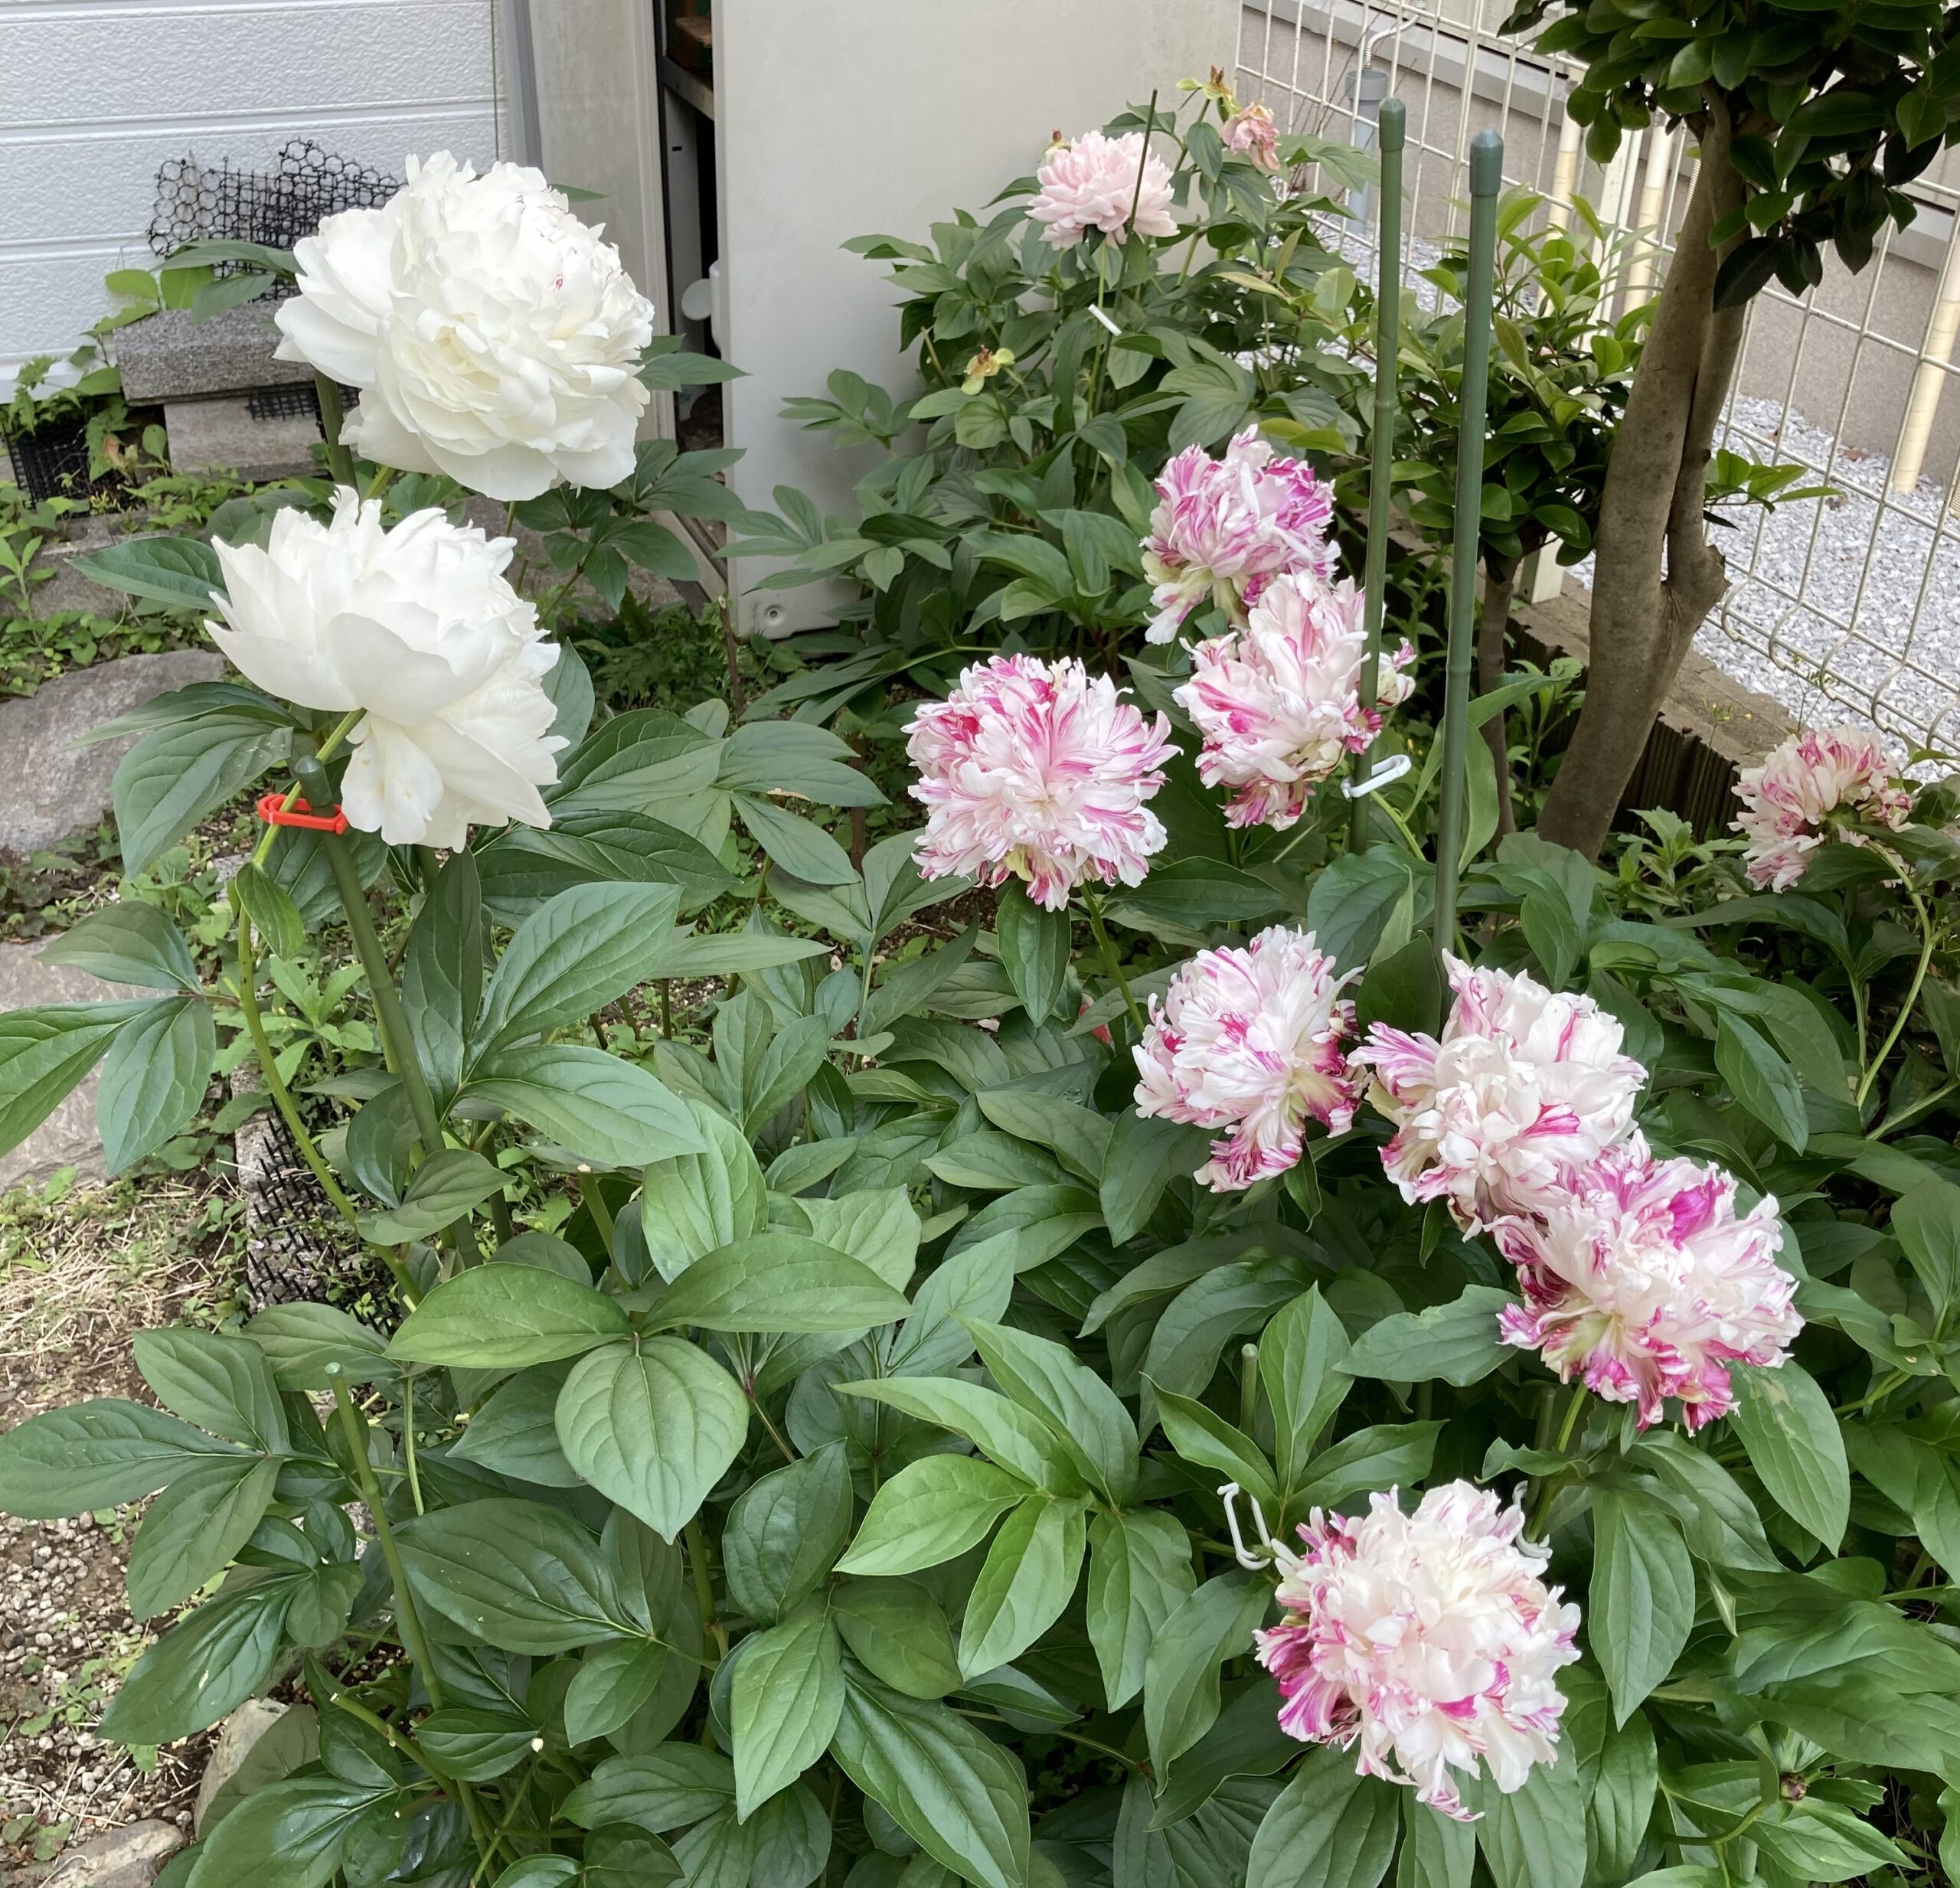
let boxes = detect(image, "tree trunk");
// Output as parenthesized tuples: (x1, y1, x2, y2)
(1536, 97, 1748, 858)
(1478, 553, 1520, 839)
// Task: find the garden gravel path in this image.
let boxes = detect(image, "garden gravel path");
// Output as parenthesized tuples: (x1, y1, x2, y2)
(1672, 397, 1960, 757)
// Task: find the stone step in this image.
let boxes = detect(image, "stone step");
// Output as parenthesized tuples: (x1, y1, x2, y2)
(112, 301, 309, 404)
(0, 648, 224, 857)
(164, 392, 321, 481)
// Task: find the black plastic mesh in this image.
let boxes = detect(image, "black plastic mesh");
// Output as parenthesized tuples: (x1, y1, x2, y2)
(149, 138, 400, 289)
(247, 384, 323, 423)
(5, 418, 93, 503)
(234, 1099, 376, 1311)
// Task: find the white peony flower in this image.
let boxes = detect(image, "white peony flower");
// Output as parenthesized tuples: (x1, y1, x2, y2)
(1732, 724, 1912, 891)
(1253, 1482, 1580, 1820)
(275, 152, 655, 500)
(207, 489, 564, 847)
(1494, 1135, 1802, 1431)
(1028, 130, 1178, 250)
(1351, 956, 1646, 1230)
(1132, 926, 1360, 1189)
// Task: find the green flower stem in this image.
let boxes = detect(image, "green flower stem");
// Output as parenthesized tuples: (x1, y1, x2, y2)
(1372, 792, 1429, 864)
(1082, 88, 1158, 421)
(326, 1368, 496, 1860)
(317, 1685, 432, 1770)
(578, 1172, 615, 1247)
(1843, 1367, 1913, 1417)
(1553, 1383, 1587, 1454)
(231, 886, 426, 1302)
(953, 1707, 1146, 1776)
(468, 1756, 541, 1888)
(1083, 894, 1145, 1037)
(684, 1518, 730, 1662)
(250, 707, 364, 869)
(295, 757, 446, 1162)
(402, 1377, 426, 1517)
(1857, 844, 1936, 1107)
(746, 1388, 799, 1465)
(314, 373, 358, 486)
(328, 1370, 443, 1697)
(229, 885, 364, 1233)
(1878, 1076, 1958, 1138)
(1525, 1384, 1589, 1537)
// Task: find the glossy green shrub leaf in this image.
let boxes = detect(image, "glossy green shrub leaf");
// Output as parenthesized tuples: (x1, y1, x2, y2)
(831, 1676, 1031, 1888)
(732, 1605, 844, 1815)
(838, 1455, 1029, 1576)
(1727, 1361, 1849, 1547)
(390, 1263, 630, 1369)
(397, 1498, 636, 1652)
(554, 1338, 748, 1539)
(1247, 1743, 1400, 1888)
(0, 1397, 247, 1517)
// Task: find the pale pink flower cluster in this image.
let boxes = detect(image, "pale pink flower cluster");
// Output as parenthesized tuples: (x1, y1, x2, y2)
(1254, 1484, 1580, 1820)
(1177, 576, 1415, 828)
(1351, 956, 1802, 1428)
(906, 654, 1171, 910)
(1142, 428, 1338, 644)
(1224, 103, 1282, 169)
(1352, 958, 1645, 1231)
(1494, 1136, 1801, 1430)
(1133, 926, 1359, 1189)
(1733, 724, 1912, 890)
(1028, 130, 1178, 250)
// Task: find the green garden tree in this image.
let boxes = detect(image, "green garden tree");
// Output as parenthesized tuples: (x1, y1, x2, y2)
(1508, 0, 1960, 854)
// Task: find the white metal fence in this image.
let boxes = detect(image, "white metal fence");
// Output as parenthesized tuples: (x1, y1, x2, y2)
(1235, 0, 1960, 758)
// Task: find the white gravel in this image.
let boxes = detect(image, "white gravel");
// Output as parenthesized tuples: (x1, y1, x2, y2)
(1664, 397, 1960, 759)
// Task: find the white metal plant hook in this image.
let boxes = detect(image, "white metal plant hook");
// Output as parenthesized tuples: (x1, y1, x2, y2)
(1340, 751, 1413, 800)
(1219, 1480, 1299, 1574)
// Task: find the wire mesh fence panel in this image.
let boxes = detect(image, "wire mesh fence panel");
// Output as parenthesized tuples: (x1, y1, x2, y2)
(149, 139, 401, 290)
(1234, 0, 1960, 759)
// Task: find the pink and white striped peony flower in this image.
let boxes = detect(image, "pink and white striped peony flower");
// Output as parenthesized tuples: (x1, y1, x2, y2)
(1494, 1136, 1800, 1429)
(1141, 428, 1338, 643)
(1177, 574, 1415, 829)
(1028, 130, 1178, 250)
(1353, 958, 1646, 1230)
(1224, 103, 1282, 169)
(1733, 724, 1912, 890)
(1132, 926, 1359, 1189)
(1254, 1483, 1580, 1820)
(906, 654, 1172, 910)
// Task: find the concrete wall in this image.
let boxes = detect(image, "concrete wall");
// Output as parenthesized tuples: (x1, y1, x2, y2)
(0, 0, 508, 390)
(1236, 0, 1960, 491)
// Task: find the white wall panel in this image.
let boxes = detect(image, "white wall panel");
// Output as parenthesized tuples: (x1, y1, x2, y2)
(5, 4, 490, 121)
(0, 0, 503, 387)
(716, 0, 1242, 635)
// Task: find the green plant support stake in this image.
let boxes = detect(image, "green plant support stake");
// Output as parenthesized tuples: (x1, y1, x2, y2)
(1350, 97, 1406, 844)
(1432, 129, 1504, 955)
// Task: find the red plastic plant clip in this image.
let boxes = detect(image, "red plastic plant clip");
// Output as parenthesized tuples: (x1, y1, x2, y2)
(256, 792, 351, 835)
